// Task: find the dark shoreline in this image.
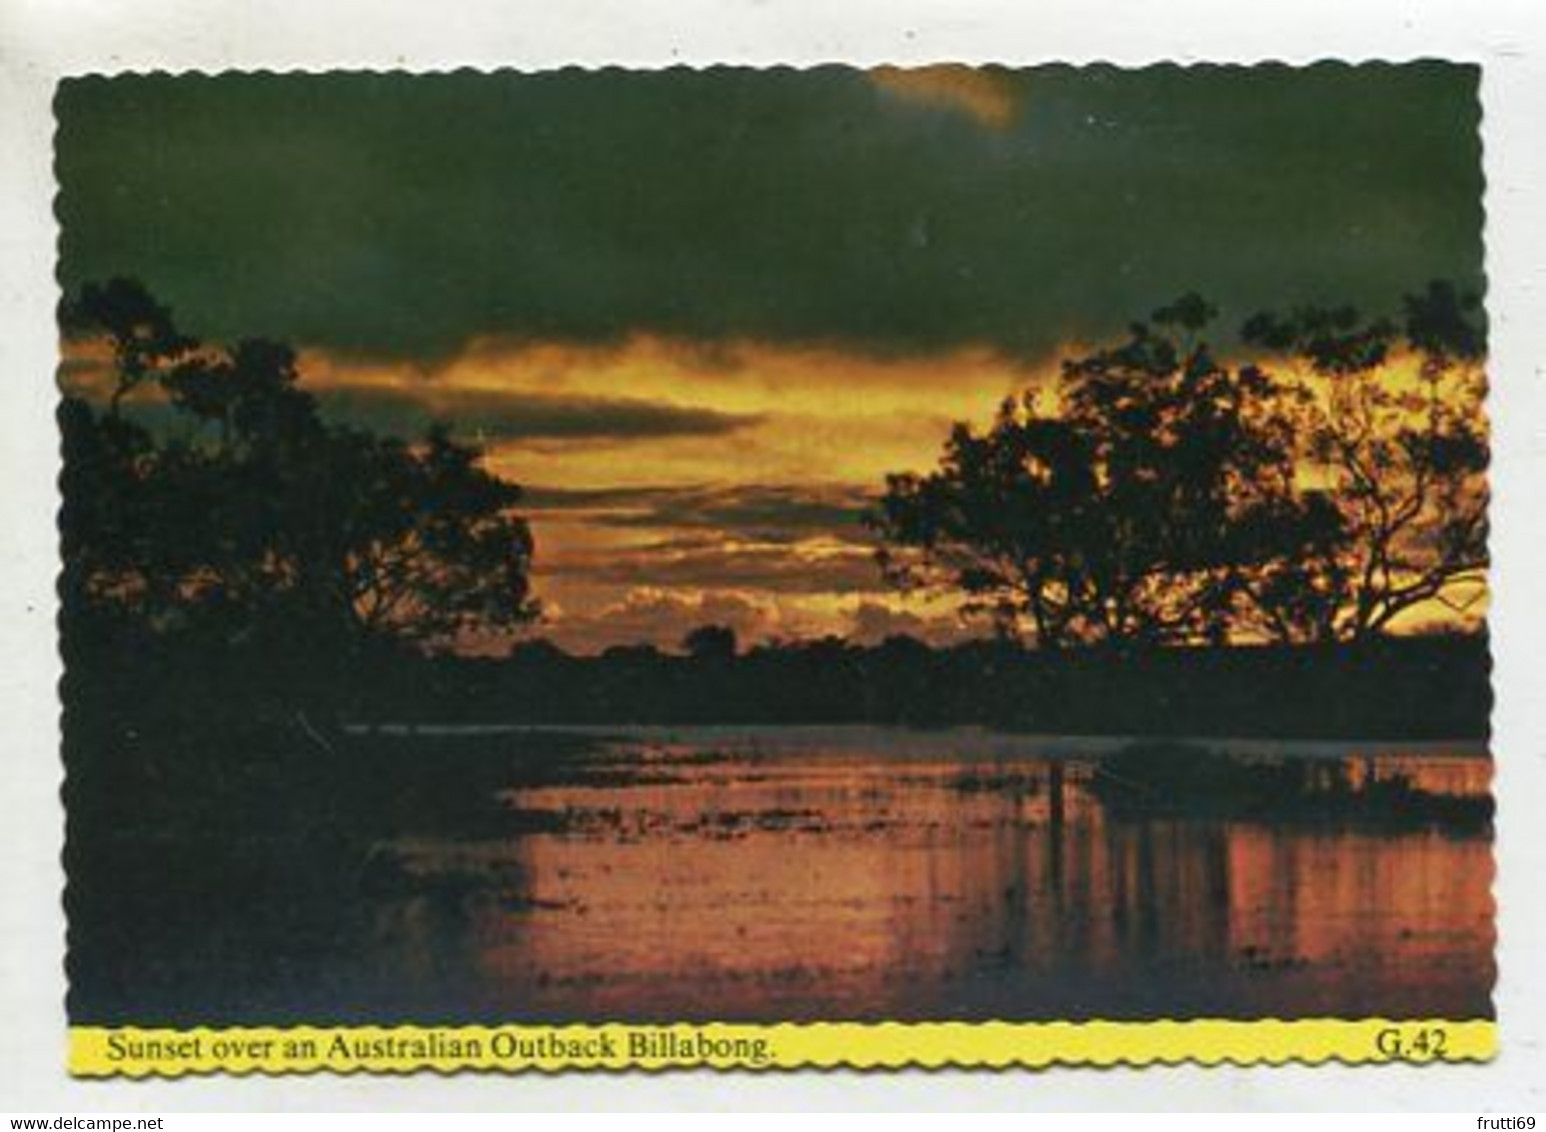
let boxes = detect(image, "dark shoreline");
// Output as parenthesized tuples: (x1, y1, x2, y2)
(352, 634, 1492, 742)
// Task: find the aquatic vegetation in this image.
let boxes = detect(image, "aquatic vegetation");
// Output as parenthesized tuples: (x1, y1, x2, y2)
(1091, 742, 1492, 831)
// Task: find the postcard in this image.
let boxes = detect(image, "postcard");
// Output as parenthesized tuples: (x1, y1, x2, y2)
(49, 62, 1495, 1077)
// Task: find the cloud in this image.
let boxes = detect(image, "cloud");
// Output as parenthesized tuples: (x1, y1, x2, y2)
(847, 600, 931, 645)
(846, 600, 976, 647)
(545, 588, 801, 653)
(541, 588, 984, 654)
(313, 385, 760, 442)
(522, 482, 873, 543)
(544, 534, 884, 595)
(521, 484, 686, 511)
(56, 65, 1482, 365)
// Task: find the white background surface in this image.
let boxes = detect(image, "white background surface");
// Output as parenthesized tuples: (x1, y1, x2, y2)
(1, 0, 1543, 1111)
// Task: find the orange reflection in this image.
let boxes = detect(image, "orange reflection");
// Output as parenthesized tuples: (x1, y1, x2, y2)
(371, 737, 1493, 1022)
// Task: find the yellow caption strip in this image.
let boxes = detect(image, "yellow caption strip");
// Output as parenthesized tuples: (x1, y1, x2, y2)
(70, 1020, 1495, 1076)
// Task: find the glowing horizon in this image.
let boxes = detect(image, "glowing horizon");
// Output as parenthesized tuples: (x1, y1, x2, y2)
(59, 326, 1487, 654)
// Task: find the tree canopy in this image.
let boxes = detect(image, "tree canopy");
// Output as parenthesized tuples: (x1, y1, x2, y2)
(60, 277, 539, 661)
(682, 623, 739, 662)
(870, 283, 1487, 647)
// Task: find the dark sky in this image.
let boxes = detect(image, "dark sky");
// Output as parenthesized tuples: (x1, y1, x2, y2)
(56, 64, 1483, 365)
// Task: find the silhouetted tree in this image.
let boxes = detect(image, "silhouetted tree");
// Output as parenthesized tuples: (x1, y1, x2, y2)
(600, 643, 666, 664)
(1242, 281, 1488, 639)
(62, 277, 195, 417)
(870, 295, 1310, 647)
(682, 623, 738, 662)
(60, 278, 539, 663)
(872, 284, 1486, 647)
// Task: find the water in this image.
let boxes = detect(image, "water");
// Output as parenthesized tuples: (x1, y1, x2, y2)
(360, 727, 1493, 1022)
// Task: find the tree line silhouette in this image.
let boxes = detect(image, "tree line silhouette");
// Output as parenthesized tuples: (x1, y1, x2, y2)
(356, 631, 1487, 740)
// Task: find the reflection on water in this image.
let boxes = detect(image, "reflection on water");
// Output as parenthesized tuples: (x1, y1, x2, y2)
(367, 731, 1493, 1021)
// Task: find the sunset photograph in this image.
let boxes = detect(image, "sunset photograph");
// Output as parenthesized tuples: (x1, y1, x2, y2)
(55, 64, 1492, 1033)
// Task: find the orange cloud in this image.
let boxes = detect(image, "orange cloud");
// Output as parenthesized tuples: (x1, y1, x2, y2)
(294, 334, 1047, 491)
(541, 587, 828, 654)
